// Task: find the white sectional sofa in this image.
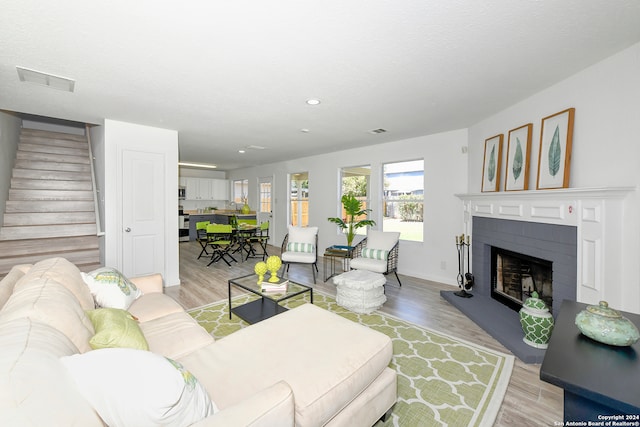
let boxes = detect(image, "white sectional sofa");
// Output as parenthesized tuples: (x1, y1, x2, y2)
(0, 257, 396, 426)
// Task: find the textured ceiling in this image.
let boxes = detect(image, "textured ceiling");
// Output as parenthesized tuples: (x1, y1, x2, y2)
(1, 0, 639, 171)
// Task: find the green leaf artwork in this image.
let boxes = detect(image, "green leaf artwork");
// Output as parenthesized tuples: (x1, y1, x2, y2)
(488, 145, 496, 182)
(512, 138, 523, 181)
(548, 125, 562, 177)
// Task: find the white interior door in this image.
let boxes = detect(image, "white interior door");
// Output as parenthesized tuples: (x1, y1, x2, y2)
(122, 150, 165, 277)
(258, 176, 273, 237)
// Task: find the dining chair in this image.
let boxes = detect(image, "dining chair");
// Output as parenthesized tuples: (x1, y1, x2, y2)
(206, 224, 237, 267)
(248, 221, 270, 261)
(234, 219, 258, 261)
(195, 221, 211, 259)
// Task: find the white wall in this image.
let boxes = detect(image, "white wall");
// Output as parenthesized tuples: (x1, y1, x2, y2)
(467, 41, 640, 312)
(0, 111, 22, 226)
(179, 167, 226, 179)
(22, 119, 85, 135)
(103, 120, 180, 286)
(228, 128, 469, 285)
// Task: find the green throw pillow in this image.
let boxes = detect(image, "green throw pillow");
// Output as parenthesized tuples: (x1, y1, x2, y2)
(87, 308, 149, 350)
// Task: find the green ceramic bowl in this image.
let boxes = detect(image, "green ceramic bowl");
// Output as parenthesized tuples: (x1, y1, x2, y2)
(575, 301, 640, 347)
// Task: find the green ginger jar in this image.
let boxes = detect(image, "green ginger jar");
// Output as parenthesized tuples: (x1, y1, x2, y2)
(519, 291, 554, 349)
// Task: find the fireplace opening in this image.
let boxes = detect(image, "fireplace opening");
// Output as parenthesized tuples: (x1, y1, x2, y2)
(491, 246, 553, 313)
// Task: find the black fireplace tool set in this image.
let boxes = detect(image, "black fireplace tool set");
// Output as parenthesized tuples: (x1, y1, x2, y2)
(455, 234, 474, 298)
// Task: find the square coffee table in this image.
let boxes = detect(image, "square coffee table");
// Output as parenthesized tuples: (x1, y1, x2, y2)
(228, 274, 313, 324)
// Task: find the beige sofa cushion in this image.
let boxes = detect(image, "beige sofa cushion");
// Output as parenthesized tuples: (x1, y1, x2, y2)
(21, 257, 96, 311)
(179, 304, 392, 426)
(0, 317, 102, 426)
(128, 292, 186, 322)
(0, 265, 28, 310)
(140, 311, 215, 359)
(191, 381, 295, 427)
(0, 278, 95, 353)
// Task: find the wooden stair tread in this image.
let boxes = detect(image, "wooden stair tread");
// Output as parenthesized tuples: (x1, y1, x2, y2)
(14, 159, 91, 173)
(11, 178, 93, 191)
(12, 168, 91, 181)
(3, 211, 96, 226)
(18, 142, 88, 157)
(0, 224, 98, 240)
(5, 200, 95, 213)
(9, 189, 94, 201)
(16, 150, 90, 165)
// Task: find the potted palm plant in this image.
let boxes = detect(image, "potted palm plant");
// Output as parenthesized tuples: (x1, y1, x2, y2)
(327, 193, 376, 247)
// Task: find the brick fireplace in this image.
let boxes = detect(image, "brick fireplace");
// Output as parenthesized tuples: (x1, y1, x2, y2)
(442, 187, 633, 363)
(473, 216, 576, 317)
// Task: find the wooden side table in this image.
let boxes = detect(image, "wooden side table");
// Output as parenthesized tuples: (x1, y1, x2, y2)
(540, 300, 640, 422)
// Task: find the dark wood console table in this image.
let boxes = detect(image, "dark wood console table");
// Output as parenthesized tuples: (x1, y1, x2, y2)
(540, 300, 640, 422)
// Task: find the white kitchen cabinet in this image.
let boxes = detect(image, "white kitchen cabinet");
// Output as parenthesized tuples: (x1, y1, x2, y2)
(210, 179, 229, 200)
(184, 178, 228, 200)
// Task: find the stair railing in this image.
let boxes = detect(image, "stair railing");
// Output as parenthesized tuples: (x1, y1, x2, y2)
(85, 124, 104, 236)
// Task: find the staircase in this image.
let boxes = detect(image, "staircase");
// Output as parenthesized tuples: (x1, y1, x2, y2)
(0, 128, 101, 276)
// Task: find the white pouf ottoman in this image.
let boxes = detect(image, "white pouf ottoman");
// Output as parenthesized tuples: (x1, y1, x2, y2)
(333, 270, 387, 314)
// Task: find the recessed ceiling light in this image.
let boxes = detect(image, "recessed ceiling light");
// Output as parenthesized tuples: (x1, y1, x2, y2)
(238, 150, 246, 154)
(178, 162, 217, 169)
(306, 99, 321, 105)
(16, 66, 75, 92)
(300, 128, 310, 133)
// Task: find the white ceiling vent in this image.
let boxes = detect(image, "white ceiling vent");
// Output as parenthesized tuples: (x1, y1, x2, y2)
(16, 66, 75, 92)
(246, 145, 266, 150)
(369, 128, 387, 134)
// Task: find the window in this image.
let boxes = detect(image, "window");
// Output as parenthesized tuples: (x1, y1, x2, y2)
(259, 180, 272, 214)
(233, 179, 248, 204)
(289, 172, 308, 226)
(340, 165, 371, 238)
(383, 160, 424, 242)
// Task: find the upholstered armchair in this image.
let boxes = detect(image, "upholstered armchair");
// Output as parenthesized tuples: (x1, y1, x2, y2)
(280, 226, 319, 283)
(350, 230, 401, 286)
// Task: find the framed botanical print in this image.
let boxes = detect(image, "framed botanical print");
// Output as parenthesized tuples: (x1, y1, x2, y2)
(537, 108, 575, 190)
(505, 123, 532, 191)
(481, 134, 503, 192)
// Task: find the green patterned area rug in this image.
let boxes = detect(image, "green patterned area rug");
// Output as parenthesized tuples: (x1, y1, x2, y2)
(188, 292, 513, 427)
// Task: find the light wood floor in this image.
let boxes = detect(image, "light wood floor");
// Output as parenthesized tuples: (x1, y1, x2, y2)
(168, 241, 564, 426)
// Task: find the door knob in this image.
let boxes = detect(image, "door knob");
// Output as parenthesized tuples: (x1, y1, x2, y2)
(125, 227, 131, 232)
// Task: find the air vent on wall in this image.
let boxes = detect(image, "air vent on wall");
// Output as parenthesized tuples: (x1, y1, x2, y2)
(369, 128, 387, 134)
(16, 66, 75, 92)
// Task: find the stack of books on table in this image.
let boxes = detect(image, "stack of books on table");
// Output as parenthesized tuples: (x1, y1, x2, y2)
(261, 279, 289, 293)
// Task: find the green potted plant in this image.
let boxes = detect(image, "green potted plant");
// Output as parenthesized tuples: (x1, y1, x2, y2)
(327, 193, 376, 247)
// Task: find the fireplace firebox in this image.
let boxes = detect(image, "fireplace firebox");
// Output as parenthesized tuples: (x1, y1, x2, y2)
(491, 246, 553, 313)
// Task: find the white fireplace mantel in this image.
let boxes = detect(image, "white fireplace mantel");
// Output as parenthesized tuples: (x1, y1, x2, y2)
(456, 186, 637, 311)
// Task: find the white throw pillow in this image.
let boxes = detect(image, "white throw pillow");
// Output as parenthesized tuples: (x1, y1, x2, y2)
(366, 231, 400, 252)
(81, 267, 142, 310)
(287, 226, 318, 246)
(60, 348, 217, 427)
